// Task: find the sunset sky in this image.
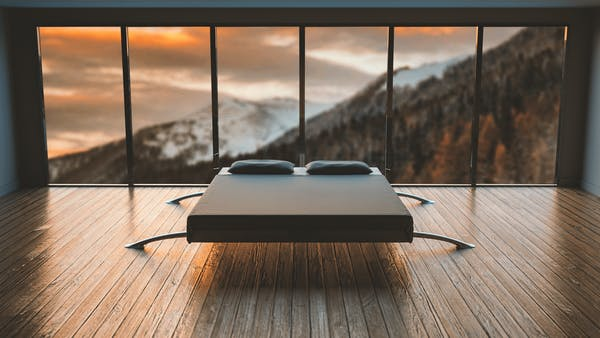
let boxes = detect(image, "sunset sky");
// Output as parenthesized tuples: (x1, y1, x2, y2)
(40, 26, 520, 158)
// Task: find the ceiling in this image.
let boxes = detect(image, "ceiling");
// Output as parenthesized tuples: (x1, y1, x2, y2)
(1, 0, 600, 8)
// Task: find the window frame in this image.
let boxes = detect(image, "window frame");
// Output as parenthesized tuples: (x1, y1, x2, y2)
(38, 23, 568, 187)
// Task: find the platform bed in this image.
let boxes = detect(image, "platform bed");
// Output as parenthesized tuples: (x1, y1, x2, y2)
(126, 168, 474, 250)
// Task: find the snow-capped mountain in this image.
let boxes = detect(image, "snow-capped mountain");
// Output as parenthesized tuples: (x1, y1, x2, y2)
(133, 58, 464, 168)
(47, 96, 330, 182)
(389, 56, 465, 89)
(48, 27, 564, 184)
(137, 97, 330, 166)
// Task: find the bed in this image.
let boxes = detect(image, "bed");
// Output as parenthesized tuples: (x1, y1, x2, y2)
(125, 168, 474, 250)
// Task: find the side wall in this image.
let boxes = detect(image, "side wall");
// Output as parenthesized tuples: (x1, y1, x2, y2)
(0, 9, 19, 196)
(582, 9, 600, 196)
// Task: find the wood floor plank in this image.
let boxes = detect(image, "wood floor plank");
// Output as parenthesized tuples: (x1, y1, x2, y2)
(319, 243, 350, 338)
(269, 242, 293, 338)
(72, 192, 190, 337)
(363, 242, 429, 337)
(488, 188, 600, 295)
(0, 188, 94, 274)
(555, 189, 600, 230)
(501, 188, 600, 259)
(207, 243, 264, 338)
(410, 192, 522, 336)
(0, 188, 116, 276)
(516, 188, 600, 269)
(111, 237, 201, 336)
(251, 243, 280, 338)
(187, 242, 247, 337)
(0, 188, 70, 227)
(0, 188, 39, 215)
(435, 187, 585, 336)
(461, 188, 600, 331)
(135, 242, 217, 337)
(177, 243, 240, 338)
(7, 188, 171, 337)
(372, 243, 443, 337)
(0, 187, 599, 337)
(48, 189, 190, 337)
(407, 188, 545, 337)
(290, 243, 310, 338)
(0, 188, 71, 236)
(382, 243, 450, 338)
(428, 187, 569, 337)
(332, 243, 370, 338)
(0, 188, 133, 328)
(346, 243, 390, 338)
(228, 243, 268, 338)
(358, 243, 411, 336)
(391, 238, 481, 336)
(307, 242, 329, 338)
(472, 188, 600, 333)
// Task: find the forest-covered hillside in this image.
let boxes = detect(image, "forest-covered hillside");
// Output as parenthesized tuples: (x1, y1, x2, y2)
(48, 27, 564, 184)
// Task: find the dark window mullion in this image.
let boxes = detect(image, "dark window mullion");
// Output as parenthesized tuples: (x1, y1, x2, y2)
(210, 26, 220, 172)
(470, 25, 484, 187)
(35, 27, 51, 185)
(554, 26, 568, 185)
(120, 26, 134, 186)
(385, 26, 394, 179)
(299, 26, 306, 166)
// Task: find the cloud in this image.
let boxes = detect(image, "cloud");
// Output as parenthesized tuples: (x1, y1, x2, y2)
(40, 25, 524, 156)
(306, 27, 388, 53)
(393, 27, 476, 68)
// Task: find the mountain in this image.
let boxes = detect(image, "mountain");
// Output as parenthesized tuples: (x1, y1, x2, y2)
(48, 27, 564, 184)
(249, 27, 564, 183)
(386, 56, 465, 90)
(47, 97, 329, 183)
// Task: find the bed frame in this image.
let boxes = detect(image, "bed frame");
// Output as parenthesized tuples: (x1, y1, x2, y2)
(126, 168, 474, 250)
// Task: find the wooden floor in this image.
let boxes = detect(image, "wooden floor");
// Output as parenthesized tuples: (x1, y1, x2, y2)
(0, 187, 599, 337)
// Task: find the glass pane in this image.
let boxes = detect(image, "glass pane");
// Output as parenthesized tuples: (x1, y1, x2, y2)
(216, 27, 299, 166)
(478, 27, 565, 183)
(305, 27, 388, 171)
(128, 27, 213, 183)
(391, 27, 477, 183)
(40, 27, 126, 183)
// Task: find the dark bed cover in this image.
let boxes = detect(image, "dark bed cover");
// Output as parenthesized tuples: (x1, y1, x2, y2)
(186, 168, 414, 242)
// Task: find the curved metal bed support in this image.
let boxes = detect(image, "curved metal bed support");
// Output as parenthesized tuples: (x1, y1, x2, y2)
(396, 192, 435, 204)
(167, 191, 433, 205)
(125, 231, 187, 249)
(166, 192, 204, 205)
(413, 231, 475, 249)
(125, 231, 474, 250)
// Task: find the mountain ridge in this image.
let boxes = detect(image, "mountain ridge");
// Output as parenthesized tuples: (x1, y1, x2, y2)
(48, 27, 564, 184)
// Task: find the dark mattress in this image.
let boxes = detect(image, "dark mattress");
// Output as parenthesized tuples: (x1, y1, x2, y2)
(186, 168, 414, 242)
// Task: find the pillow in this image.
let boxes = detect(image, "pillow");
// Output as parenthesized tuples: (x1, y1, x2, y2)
(305, 160, 372, 175)
(228, 159, 295, 174)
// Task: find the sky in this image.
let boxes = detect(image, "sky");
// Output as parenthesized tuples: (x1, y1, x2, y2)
(40, 26, 522, 158)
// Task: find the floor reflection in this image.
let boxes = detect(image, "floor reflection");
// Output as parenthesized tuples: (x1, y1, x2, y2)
(0, 188, 51, 335)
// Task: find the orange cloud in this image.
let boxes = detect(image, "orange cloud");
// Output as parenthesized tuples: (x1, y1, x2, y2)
(129, 27, 209, 47)
(394, 27, 464, 36)
(40, 26, 210, 48)
(39, 27, 121, 42)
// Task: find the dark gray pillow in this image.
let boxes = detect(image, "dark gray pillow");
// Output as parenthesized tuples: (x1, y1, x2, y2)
(228, 159, 295, 174)
(305, 160, 372, 175)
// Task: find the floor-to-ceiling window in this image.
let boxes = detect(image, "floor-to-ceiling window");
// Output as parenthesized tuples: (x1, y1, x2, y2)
(305, 27, 388, 171)
(477, 27, 566, 184)
(128, 27, 213, 183)
(39, 25, 567, 185)
(216, 27, 299, 166)
(391, 27, 477, 183)
(40, 27, 127, 183)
